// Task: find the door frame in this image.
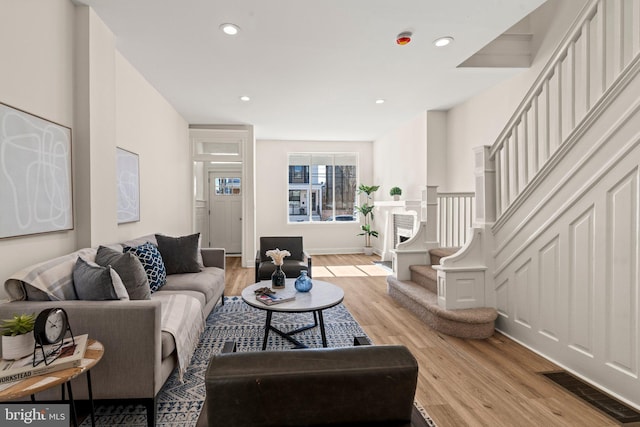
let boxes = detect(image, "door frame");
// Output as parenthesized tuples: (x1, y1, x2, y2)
(190, 125, 254, 267)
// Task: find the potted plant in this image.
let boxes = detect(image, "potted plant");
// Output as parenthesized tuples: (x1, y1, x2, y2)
(1, 313, 36, 360)
(355, 184, 379, 255)
(390, 186, 402, 201)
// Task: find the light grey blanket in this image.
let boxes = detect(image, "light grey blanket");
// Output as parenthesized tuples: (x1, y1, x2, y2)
(5, 247, 97, 301)
(151, 292, 205, 381)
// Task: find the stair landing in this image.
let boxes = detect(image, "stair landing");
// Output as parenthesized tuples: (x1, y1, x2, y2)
(387, 248, 497, 339)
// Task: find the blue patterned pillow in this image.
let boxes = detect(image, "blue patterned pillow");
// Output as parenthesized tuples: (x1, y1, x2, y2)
(123, 242, 167, 292)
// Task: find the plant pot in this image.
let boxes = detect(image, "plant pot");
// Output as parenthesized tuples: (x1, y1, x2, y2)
(363, 247, 374, 256)
(393, 195, 400, 201)
(2, 333, 35, 360)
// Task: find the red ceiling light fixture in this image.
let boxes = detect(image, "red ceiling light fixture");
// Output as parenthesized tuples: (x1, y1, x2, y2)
(396, 31, 412, 46)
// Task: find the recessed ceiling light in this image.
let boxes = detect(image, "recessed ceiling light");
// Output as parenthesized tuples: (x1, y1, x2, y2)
(220, 23, 240, 36)
(239, 95, 250, 102)
(375, 99, 385, 104)
(434, 36, 454, 47)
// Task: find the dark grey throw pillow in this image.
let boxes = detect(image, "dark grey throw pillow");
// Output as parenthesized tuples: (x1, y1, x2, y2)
(72, 257, 129, 301)
(155, 233, 202, 275)
(96, 246, 151, 300)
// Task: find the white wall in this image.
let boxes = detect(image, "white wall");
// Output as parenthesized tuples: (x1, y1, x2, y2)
(445, 0, 589, 191)
(426, 111, 448, 189)
(115, 52, 191, 241)
(373, 112, 427, 201)
(256, 140, 372, 254)
(87, 6, 118, 246)
(0, 1, 191, 298)
(0, 0, 77, 295)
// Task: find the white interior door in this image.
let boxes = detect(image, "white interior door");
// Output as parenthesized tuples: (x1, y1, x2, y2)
(208, 173, 242, 254)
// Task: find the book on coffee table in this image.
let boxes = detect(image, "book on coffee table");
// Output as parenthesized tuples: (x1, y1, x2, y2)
(256, 290, 296, 306)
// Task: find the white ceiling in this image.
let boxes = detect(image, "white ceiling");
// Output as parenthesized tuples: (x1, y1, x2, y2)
(78, 0, 546, 141)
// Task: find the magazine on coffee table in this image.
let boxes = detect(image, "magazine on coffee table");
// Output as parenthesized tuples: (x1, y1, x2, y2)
(256, 290, 296, 306)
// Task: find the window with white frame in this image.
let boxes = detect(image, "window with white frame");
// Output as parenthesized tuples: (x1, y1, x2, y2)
(287, 153, 358, 223)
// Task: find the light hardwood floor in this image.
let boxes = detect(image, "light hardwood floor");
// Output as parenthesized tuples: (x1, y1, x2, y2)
(225, 254, 619, 427)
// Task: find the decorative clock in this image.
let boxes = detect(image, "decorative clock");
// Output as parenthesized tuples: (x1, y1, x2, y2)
(32, 308, 75, 366)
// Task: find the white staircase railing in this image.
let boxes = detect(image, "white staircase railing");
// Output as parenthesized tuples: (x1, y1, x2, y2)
(490, 0, 640, 218)
(437, 192, 474, 248)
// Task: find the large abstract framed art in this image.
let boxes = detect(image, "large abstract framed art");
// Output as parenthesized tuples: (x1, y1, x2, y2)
(0, 103, 73, 239)
(116, 147, 140, 224)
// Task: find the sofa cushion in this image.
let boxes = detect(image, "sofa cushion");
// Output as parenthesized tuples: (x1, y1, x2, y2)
(95, 246, 151, 300)
(161, 267, 224, 305)
(123, 242, 167, 292)
(155, 233, 202, 275)
(72, 257, 129, 301)
(118, 233, 205, 269)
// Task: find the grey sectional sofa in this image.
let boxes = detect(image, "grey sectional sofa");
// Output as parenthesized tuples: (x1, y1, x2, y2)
(0, 234, 225, 427)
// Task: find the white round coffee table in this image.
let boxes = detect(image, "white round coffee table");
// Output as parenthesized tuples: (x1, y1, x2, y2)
(242, 279, 344, 350)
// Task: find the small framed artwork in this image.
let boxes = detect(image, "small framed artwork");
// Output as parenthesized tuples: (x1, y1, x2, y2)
(0, 102, 73, 239)
(116, 147, 140, 224)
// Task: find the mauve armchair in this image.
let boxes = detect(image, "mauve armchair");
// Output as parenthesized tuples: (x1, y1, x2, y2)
(255, 236, 312, 283)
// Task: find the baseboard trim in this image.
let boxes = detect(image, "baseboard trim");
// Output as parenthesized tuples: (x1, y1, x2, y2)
(495, 327, 640, 412)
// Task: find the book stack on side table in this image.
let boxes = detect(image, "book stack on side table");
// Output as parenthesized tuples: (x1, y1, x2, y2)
(0, 334, 88, 387)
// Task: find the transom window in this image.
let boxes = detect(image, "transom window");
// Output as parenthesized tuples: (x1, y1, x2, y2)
(288, 153, 358, 223)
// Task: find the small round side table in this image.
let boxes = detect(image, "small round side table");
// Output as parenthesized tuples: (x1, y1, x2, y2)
(0, 338, 104, 427)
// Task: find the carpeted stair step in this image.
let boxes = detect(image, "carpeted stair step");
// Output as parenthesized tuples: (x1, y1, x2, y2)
(407, 247, 461, 293)
(387, 276, 497, 339)
(409, 265, 438, 294)
(429, 247, 460, 265)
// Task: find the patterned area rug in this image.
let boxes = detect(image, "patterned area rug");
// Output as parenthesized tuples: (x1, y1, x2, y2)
(82, 296, 436, 426)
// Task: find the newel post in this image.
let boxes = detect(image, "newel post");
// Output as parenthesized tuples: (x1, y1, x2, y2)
(424, 185, 438, 242)
(473, 146, 496, 226)
(472, 145, 497, 308)
(434, 148, 497, 310)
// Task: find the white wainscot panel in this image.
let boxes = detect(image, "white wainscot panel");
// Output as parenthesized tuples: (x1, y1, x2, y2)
(539, 236, 560, 342)
(496, 278, 509, 319)
(515, 259, 532, 328)
(568, 206, 595, 356)
(605, 171, 638, 376)
(452, 273, 485, 306)
(456, 278, 476, 301)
